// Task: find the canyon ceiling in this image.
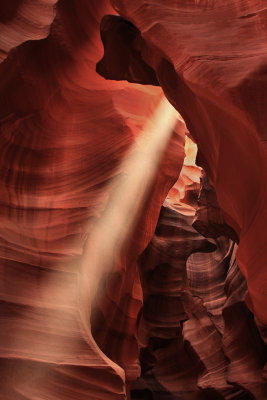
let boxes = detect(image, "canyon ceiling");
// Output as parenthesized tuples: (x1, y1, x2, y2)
(0, 0, 267, 399)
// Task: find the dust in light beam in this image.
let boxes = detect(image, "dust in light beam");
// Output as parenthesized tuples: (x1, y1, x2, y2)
(80, 96, 180, 311)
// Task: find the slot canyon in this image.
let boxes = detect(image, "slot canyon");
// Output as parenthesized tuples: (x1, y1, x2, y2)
(0, 0, 267, 399)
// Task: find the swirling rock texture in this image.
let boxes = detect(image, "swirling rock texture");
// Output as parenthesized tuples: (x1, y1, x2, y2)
(192, 172, 239, 243)
(222, 244, 267, 399)
(0, 0, 185, 398)
(1, 0, 267, 399)
(108, 0, 267, 326)
(133, 177, 267, 399)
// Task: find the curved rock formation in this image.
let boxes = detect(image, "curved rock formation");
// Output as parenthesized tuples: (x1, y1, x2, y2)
(104, 0, 267, 325)
(0, 0, 58, 63)
(192, 172, 239, 243)
(223, 244, 267, 399)
(1, 0, 267, 399)
(0, 1, 184, 398)
(133, 177, 267, 399)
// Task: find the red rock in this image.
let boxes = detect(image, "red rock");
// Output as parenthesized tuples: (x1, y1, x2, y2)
(193, 172, 239, 243)
(223, 244, 267, 399)
(0, 0, 184, 398)
(0, 0, 58, 63)
(1, 0, 267, 399)
(110, 0, 267, 325)
(134, 181, 267, 398)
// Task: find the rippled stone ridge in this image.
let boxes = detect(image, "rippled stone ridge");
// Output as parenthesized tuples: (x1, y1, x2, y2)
(0, 1, 267, 399)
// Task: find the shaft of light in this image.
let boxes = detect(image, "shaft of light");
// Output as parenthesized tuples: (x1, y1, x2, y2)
(80, 96, 179, 314)
(7, 96, 179, 397)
